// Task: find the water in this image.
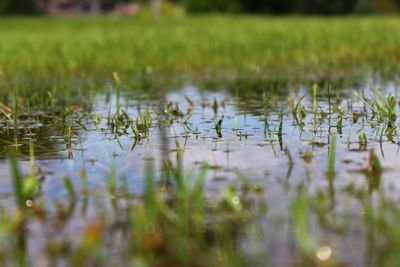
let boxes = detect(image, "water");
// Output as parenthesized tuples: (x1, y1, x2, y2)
(1, 78, 400, 265)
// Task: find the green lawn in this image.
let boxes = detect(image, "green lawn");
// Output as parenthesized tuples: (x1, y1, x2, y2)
(1, 15, 399, 81)
(0, 15, 398, 109)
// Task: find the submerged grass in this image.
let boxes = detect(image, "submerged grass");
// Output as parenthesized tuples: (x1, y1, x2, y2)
(9, 153, 24, 211)
(328, 135, 336, 179)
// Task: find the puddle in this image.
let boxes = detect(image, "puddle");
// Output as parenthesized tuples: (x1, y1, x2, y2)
(1, 78, 400, 265)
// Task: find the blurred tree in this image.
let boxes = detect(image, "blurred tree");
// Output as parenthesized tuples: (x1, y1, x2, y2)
(241, 0, 302, 14)
(182, 0, 242, 13)
(0, 0, 38, 14)
(234, 0, 359, 14)
(0, 0, 399, 15)
(102, 0, 131, 10)
(183, 0, 396, 14)
(302, 0, 358, 14)
(0, 0, 10, 13)
(355, 0, 398, 13)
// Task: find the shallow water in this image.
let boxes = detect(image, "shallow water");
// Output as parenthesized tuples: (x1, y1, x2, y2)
(1, 78, 400, 265)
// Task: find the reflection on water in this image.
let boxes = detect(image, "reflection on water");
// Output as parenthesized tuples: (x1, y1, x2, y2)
(0, 78, 400, 265)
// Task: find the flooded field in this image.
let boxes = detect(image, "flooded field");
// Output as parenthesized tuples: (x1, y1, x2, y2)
(0, 15, 399, 266)
(1, 74, 400, 266)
